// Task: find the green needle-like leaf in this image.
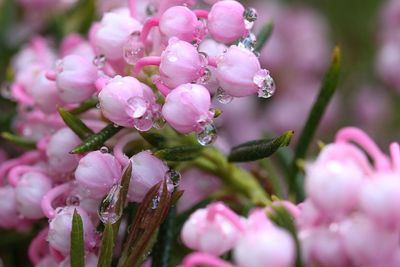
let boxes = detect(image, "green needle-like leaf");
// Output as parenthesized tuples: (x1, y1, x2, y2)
(71, 124, 123, 154)
(228, 130, 294, 162)
(139, 132, 167, 149)
(1, 132, 36, 149)
(287, 47, 341, 200)
(97, 223, 114, 267)
(71, 209, 85, 267)
(58, 107, 94, 140)
(255, 21, 274, 52)
(154, 145, 203, 161)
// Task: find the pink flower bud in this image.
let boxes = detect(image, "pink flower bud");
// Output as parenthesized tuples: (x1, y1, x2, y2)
(360, 173, 400, 229)
(46, 128, 81, 173)
(181, 203, 244, 256)
(340, 214, 398, 266)
(95, 8, 142, 60)
(207, 0, 247, 44)
(36, 256, 58, 267)
(127, 150, 168, 202)
(159, 39, 205, 88)
(59, 252, 98, 267)
(162, 83, 213, 134)
(31, 71, 64, 113)
(15, 171, 52, 219)
(75, 151, 122, 199)
(54, 54, 98, 103)
(234, 224, 295, 267)
(0, 186, 21, 229)
(305, 158, 364, 219)
(216, 45, 263, 97)
(159, 6, 199, 42)
(98, 76, 159, 129)
(48, 206, 96, 255)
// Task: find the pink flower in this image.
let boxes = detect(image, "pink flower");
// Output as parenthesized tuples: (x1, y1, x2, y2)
(75, 151, 122, 199)
(207, 0, 247, 44)
(98, 76, 159, 130)
(48, 206, 96, 255)
(162, 83, 213, 134)
(54, 54, 98, 103)
(30, 71, 64, 113)
(15, 171, 52, 219)
(59, 252, 98, 267)
(127, 150, 168, 202)
(0, 186, 22, 229)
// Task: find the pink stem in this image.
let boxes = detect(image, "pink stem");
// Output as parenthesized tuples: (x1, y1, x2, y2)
(45, 71, 57, 81)
(206, 202, 245, 232)
(11, 84, 34, 105)
(390, 142, 400, 171)
(49, 247, 65, 263)
(128, 0, 137, 18)
(154, 77, 172, 96)
(114, 132, 139, 167)
(28, 227, 49, 265)
(133, 56, 161, 74)
(181, 252, 234, 267)
(41, 183, 71, 219)
(140, 18, 160, 44)
(0, 151, 42, 185)
(8, 165, 47, 187)
(207, 56, 218, 68)
(335, 127, 391, 171)
(193, 9, 209, 19)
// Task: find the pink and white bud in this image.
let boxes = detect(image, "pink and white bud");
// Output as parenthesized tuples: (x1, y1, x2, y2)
(98, 76, 158, 129)
(95, 8, 142, 60)
(0, 186, 21, 229)
(216, 45, 262, 97)
(54, 54, 98, 103)
(340, 214, 398, 266)
(127, 150, 168, 202)
(234, 223, 295, 267)
(36, 256, 58, 267)
(30, 71, 64, 113)
(46, 128, 81, 173)
(48, 206, 96, 255)
(181, 203, 244, 256)
(159, 6, 200, 42)
(59, 252, 98, 267)
(305, 158, 364, 219)
(360, 173, 400, 229)
(15, 171, 52, 219)
(207, 0, 247, 44)
(75, 151, 122, 199)
(159, 39, 205, 88)
(162, 83, 213, 134)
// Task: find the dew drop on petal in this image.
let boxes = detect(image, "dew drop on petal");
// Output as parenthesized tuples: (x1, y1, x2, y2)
(197, 122, 217, 146)
(98, 184, 123, 224)
(133, 110, 154, 132)
(216, 87, 233, 104)
(243, 7, 258, 30)
(100, 146, 109, 153)
(253, 69, 276, 98)
(123, 32, 145, 65)
(198, 68, 212, 84)
(237, 33, 257, 52)
(153, 112, 166, 129)
(93, 55, 106, 69)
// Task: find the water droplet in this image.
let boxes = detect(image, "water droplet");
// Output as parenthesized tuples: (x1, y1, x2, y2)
(151, 195, 160, 210)
(93, 55, 106, 69)
(166, 169, 181, 190)
(253, 69, 276, 98)
(196, 122, 217, 146)
(237, 33, 257, 52)
(243, 7, 258, 30)
(194, 19, 208, 43)
(127, 96, 148, 118)
(96, 103, 101, 109)
(133, 110, 154, 132)
(198, 68, 212, 84)
(100, 146, 109, 153)
(146, 2, 158, 16)
(66, 195, 80, 206)
(216, 87, 233, 104)
(198, 52, 209, 68)
(113, 123, 120, 128)
(123, 32, 145, 65)
(153, 112, 166, 129)
(0, 83, 12, 99)
(98, 184, 123, 224)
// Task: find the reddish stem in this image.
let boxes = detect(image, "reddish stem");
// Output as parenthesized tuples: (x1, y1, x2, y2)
(133, 56, 161, 74)
(8, 165, 47, 187)
(28, 227, 49, 265)
(193, 9, 209, 19)
(41, 183, 71, 219)
(140, 18, 160, 44)
(181, 252, 234, 267)
(206, 202, 245, 232)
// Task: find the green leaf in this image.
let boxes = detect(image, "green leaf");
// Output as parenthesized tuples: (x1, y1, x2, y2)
(228, 130, 294, 162)
(155, 145, 203, 161)
(58, 108, 94, 140)
(71, 124, 122, 154)
(255, 21, 274, 52)
(69, 98, 98, 115)
(1, 132, 36, 149)
(97, 223, 114, 267)
(268, 206, 303, 267)
(71, 209, 85, 267)
(287, 47, 341, 200)
(139, 132, 167, 149)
